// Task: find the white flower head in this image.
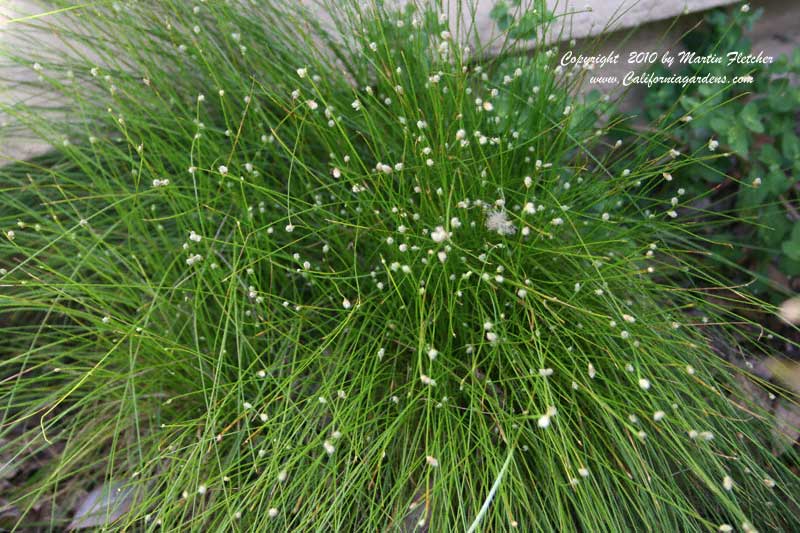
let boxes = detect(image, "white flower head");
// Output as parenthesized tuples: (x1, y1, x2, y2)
(420, 374, 437, 386)
(430, 226, 450, 243)
(186, 254, 203, 266)
(723, 475, 734, 491)
(537, 406, 557, 429)
(485, 210, 516, 236)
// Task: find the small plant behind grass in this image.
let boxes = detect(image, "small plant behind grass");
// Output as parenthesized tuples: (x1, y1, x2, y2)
(640, 5, 800, 300)
(0, 1, 798, 530)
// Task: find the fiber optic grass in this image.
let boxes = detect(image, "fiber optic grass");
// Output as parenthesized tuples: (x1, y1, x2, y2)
(1, 1, 798, 531)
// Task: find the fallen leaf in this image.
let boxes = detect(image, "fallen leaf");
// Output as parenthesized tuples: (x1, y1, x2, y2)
(763, 358, 800, 394)
(68, 481, 133, 530)
(773, 400, 800, 456)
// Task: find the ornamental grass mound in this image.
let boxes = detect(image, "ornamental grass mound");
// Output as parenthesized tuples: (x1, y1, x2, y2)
(0, 1, 798, 531)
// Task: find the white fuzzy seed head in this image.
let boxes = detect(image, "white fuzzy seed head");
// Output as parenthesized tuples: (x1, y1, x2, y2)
(485, 210, 516, 235)
(420, 374, 436, 386)
(538, 406, 557, 428)
(723, 475, 734, 491)
(431, 226, 450, 243)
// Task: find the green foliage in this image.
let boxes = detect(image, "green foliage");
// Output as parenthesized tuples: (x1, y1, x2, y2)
(641, 6, 800, 294)
(490, 0, 556, 38)
(0, 1, 798, 531)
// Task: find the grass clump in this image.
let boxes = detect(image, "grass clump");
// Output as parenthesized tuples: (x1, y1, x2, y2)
(1, 1, 798, 530)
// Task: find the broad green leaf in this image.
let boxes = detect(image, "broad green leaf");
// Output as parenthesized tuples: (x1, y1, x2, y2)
(740, 102, 764, 133)
(726, 125, 749, 156)
(768, 79, 794, 112)
(758, 144, 782, 167)
(759, 204, 791, 247)
(709, 115, 731, 136)
(510, 11, 539, 40)
(489, 1, 512, 30)
(782, 132, 800, 163)
(764, 167, 790, 195)
(780, 255, 800, 277)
